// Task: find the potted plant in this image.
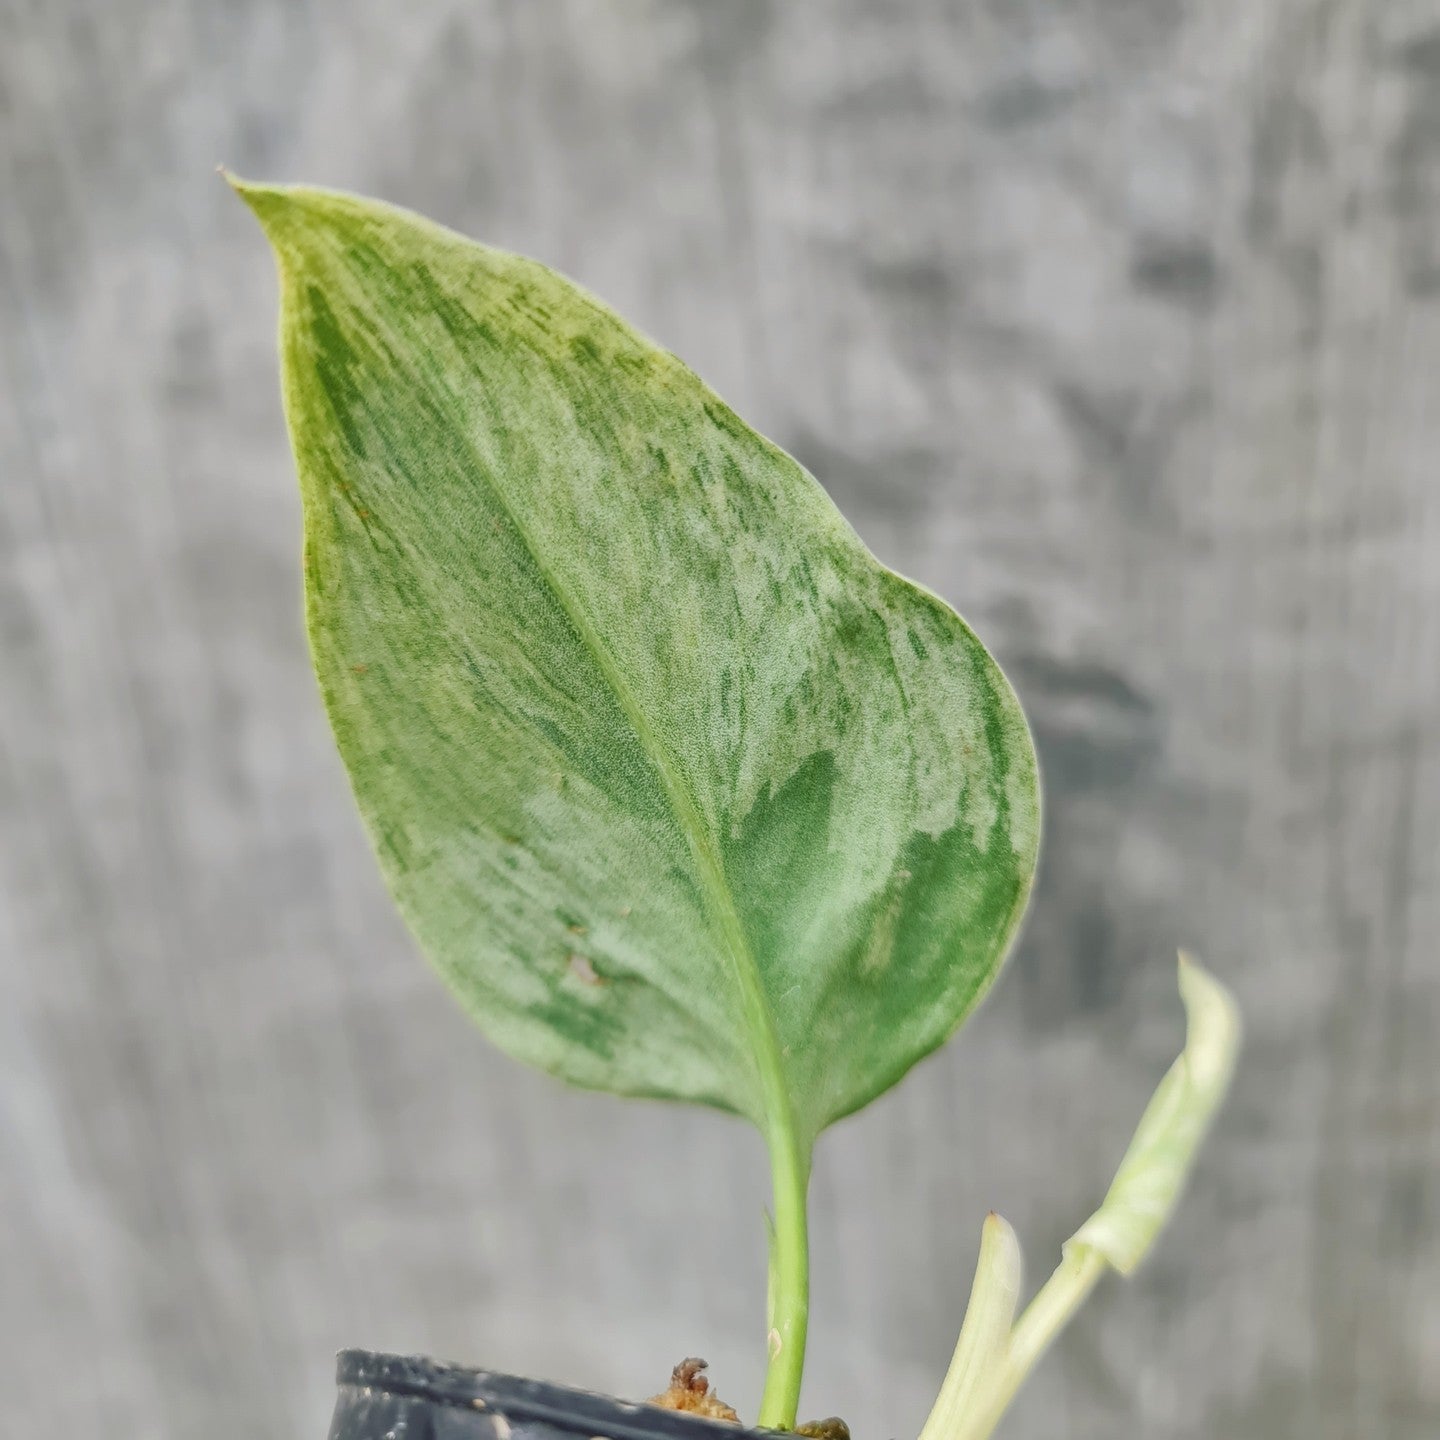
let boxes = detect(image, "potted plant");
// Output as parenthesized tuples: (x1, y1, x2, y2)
(232, 176, 1240, 1440)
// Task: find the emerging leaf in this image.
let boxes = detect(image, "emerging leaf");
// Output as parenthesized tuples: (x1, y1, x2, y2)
(1068, 952, 1241, 1272)
(921, 955, 1241, 1440)
(916, 1213, 1022, 1440)
(238, 181, 1040, 1149)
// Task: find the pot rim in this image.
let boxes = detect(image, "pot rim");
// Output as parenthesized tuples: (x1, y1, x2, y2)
(336, 1350, 772, 1440)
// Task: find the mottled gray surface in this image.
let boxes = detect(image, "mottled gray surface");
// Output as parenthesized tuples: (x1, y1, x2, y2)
(3, 2, 1438, 1437)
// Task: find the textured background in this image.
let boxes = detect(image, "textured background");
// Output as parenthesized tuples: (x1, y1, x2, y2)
(3, 3, 1439, 1437)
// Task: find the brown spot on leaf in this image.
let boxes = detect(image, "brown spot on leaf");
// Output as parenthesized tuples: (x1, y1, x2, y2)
(568, 953, 605, 986)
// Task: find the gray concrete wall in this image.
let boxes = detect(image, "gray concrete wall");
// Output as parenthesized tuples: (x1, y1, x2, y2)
(3, 3, 1438, 1437)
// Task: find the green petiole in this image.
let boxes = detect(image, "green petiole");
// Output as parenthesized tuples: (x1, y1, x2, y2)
(757, 1127, 812, 1429)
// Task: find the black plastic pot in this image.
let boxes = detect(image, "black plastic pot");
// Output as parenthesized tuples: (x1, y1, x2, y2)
(331, 1351, 772, 1440)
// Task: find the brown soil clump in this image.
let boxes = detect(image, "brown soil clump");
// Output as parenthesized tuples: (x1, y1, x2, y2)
(647, 1358, 740, 1423)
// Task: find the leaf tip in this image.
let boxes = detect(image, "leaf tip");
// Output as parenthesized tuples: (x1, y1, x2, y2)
(1175, 950, 1242, 1085)
(224, 173, 339, 261)
(979, 1211, 1021, 1269)
(225, 172, 295, 232)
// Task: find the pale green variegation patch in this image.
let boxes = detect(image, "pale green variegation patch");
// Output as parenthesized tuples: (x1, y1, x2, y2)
(237, 178, 1039, 1425)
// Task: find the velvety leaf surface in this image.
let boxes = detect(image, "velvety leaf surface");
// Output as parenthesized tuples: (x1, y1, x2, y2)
(241, 182, 1040, 1148)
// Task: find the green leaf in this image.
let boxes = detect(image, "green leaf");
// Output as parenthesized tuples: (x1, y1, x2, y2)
(236, 179, 1040, 1150)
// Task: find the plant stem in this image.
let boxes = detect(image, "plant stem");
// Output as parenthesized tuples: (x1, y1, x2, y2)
(952, 1245, 1108, 1440)
(757, 1125, 811, 1430)
(1004, 1245, 1106, 1385)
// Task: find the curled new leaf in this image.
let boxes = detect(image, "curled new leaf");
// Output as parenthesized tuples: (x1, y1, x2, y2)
(1068, 952, 1241, 1273)
(916, 1214, 1022, 1440)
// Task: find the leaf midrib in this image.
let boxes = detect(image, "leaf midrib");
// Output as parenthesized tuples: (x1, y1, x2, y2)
(446, 403, 797, 1145)
(264, 191, 802, 1147)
